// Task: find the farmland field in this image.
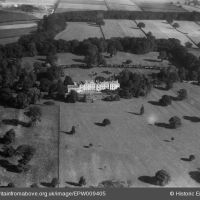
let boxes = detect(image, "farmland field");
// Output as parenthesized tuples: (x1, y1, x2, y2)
(173, 21, 200, 46)
(56, 0, 108, 12)
(135, 2, 186, 12)
(59, 82, 200, 187)
(101, 20, 145, 39)
(0, 105, 59, 187)
(136, 20, 198, 48)
(55, 22, 103, 41)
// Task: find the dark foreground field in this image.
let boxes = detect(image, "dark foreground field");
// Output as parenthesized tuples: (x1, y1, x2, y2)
(0, 105, 59, 187)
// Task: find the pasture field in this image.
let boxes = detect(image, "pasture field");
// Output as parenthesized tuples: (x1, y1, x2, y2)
(101, 20, 145, 39)
(173, 21, 200, 46)
(55, 22, 103, 41)
(59, 82, 200, 187)
(56, 0, 108, 12)
(0, 105, 59, 187)
(136, 20, 197, 48)
(104, 51, 170, 67)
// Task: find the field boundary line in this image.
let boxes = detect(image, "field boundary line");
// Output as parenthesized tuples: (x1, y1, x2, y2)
(168, 23, 199, 48)
(132, 20, 147, 37)
(99, 25, 106, 40)
(58, 104, 60, 188)
(104, 0, 110, 10)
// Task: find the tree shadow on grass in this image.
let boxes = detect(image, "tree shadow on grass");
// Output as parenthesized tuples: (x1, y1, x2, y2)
(65, 181, 81, 187)
(60, 131, 74, 135)
(148, 101, 162, 106)
(94, 122, 105, 127)
(155, 122, 173, 129)
(189, 171, 200, 184)
(181, 157, 191, 162)
(40, 182, 53, 188)
(127, 112, 141, 116)
(169, 96, 180, 101)
(138, 176, 158, 186)
(143, 59, 160, 63)
(2, 119, 31, 128)
(183, 116, 200, 123)
(0, 159, 21, 173)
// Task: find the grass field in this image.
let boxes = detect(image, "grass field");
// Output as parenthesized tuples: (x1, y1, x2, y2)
(136, 20, 198, 48)
(0, 105, 59, 187)
(59, 82, 200, 187)
(55, 22, 103, 41)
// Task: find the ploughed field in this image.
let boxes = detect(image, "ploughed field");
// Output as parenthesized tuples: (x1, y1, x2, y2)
(59, 82, 200, 187)
(0, 105, 59, 187)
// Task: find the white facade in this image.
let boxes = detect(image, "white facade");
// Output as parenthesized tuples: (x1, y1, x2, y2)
(67, 80, 120, 94)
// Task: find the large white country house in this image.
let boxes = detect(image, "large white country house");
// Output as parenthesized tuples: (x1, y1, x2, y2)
(67, 80, 120, 94)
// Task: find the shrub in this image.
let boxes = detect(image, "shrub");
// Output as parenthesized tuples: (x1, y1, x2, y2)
(155, 170, 171, 186)
(102, 119, 111, 126)
(15, 145, 36, 165)
(79, 176, 86, 186)
(3, 129, 15, 145)
(1, 145, 15, 157)
(177, 89, 187, 100)
(169, 116, 181, 128)
(159, 95, 172, 106)
(50, 178, 59, 188)
(103, 94, 120, 101)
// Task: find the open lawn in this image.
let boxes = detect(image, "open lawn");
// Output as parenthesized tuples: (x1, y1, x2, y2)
(104, 51, 170, 67)
(55, 22, 103, 41)
(59, 82, 200, 187)
(0, 105, 59, 187)
(136, 20, 198, 48)
(101, 20, 145, 39)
